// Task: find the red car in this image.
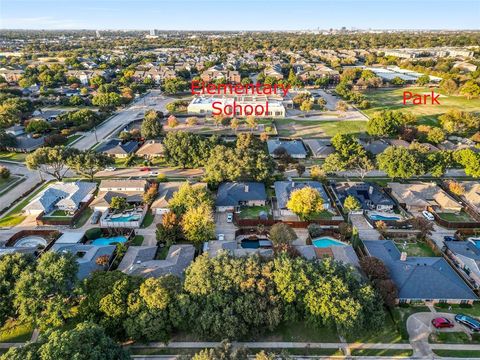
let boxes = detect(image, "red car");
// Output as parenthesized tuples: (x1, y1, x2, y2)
(140, 167, 151, 172)
(432, 317, 454, 329)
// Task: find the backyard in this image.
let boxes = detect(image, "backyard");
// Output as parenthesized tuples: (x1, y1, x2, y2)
(238, 205, 271, 219)
(437, 211, 475, 223)
(394, 240, 437, 257)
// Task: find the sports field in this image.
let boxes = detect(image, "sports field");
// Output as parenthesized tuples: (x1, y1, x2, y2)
(362, 87, 480, 126)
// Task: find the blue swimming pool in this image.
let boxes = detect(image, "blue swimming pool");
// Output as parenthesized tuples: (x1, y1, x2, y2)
(312, 237, 347, 248)
(91, 236, 127, 246)
(369, 214, 401, 221)
(241, 239, 272, 249)
(107, 215, 141, 222)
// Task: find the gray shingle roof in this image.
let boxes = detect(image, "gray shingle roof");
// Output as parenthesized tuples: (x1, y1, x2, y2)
(331, 182, 395, 210)
(267, 139, 307, 157)
(215, 182, 267, 207)
(364, 240, 477, 301)
(96, 139, 139, 155)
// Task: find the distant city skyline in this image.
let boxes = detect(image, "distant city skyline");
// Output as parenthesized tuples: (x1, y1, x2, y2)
(1, 0, 479, 31)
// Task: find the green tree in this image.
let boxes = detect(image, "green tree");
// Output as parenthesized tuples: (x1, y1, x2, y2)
(286, 187, 325, 220)
(269, 223, 297, 246)
(110, 197, 128, 212)
(181, 204, 215, 246)
(169, 182, 213, 216)
(92, 92, 122, 110)
(141, 110, 163, 139)
(68, 151, 113, 181)
(26, 119, 50, 133)
(26, 146, 78, 181)
(416, 74, 430, 86)
(343, 195, 361, 212)
(367, 110, 405, 137)
(377, 146, 424, 178)
(426, 127, 445, 144)
(454, 148, 480, 177)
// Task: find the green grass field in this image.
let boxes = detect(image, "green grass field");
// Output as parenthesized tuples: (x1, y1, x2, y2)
(394, 241, 437, 257)
(238, 205, 271, 219)
(362, 87, 480, 126)
(0, 151, 28, 162)
(0, 320, 34, 343)
(275, 119, 367, 137)
(437, 211, 474, 223)
(433, 349, 480, 358)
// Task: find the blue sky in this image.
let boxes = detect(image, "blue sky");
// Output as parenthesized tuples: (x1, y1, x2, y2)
(1, 0, 479, 30)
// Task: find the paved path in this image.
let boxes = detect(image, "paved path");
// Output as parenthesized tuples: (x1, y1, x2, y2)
(350, 213, 381, 241)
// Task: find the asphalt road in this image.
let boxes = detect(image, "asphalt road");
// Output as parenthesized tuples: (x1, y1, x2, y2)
(95, 167, 204, 179)
(72, 90, 172, 151)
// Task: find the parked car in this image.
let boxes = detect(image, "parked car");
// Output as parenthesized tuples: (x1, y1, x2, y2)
(444, 236, 456, 242)
(149, 171, 159, 176)
(422, 210, 435, 221)
(90, 211, 102, 224)
(140, 167, 151, 172)
(104, 167, 116, 172)
(218, 234, 225, 241)
(432, 317, 454, 329)
(455, 314, 480, 332)
(226, 213, 233, 223)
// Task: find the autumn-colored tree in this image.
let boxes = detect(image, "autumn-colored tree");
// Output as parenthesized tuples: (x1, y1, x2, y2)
(286, 186, 325, 220)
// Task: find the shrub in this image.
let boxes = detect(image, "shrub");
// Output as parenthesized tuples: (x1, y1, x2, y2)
(85, 228, 102, 240)
(307, 223, 324, 238)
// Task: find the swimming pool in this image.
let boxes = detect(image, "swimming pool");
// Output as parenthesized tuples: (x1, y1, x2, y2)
(312, 237, 347, 248)
(107, 215, 141, 222)
(90, 236, 127, 246)
(14, 236, 47, 248)
(369, 214, 401, 221)
(241, 239, 271, 249)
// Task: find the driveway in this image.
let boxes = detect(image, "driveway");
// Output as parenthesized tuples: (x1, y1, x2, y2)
(215, 212, 236, 241)
(407, 311, 471, 358)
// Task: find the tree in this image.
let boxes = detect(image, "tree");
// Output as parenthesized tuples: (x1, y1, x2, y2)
(230, 117, 240, 132)
(26, 146, 78, 181)
(295, 163, 306, 176)
(14, 252, 78, 329)
(351, 155, 374, 180)
(446, 180, 465, 196)
(440, 78, 458, 95)
(335, 100, 348, 112)
(181, 204, 215, 246)
(186, 116, 198, 126)
(68, 151, 113, 181)
(167, 115, 179, 128)
(377, 146, 425, 178)
(26, 119, 50, 134)
(269, 223, 297, 246)
(367, 110, 404, 137)
(310, 165, 326, 181)
(0, 253, 35, 326)
(245, 115, 257, 132)
(143, 183, 158, 205)
(359, 256, 390, 281)
(299, 100, 313, 117)
(110, 197, 128, 212)
(460, 81, 480, 99)
(454, 148, 480, 177)
(343, 195, 361, 213)
(92, 92, 122, 110)
(0, 166, 10, 180)
(286, 187, 325, 221)
(409, 216, 434, 240)
(141, 110, 163, 139)
(439, 110, 480, 135)
(426, 127, 445, 144)
(416, 74, 430, 86)
(390, 76, 405, 86)
(156, 211, 182, 246)
(374, 279, 398, 308)
(169, 182, 213, 216)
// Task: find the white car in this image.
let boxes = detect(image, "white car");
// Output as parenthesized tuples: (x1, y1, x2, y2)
(218, 234, 225, 241)
(226, 213, 233, 223)
(104, 167, 116, 172)
(422, 210, 435, 221)
(149, 171, 159, 176)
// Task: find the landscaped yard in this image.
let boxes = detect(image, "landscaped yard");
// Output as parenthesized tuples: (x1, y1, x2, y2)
(0, 320, 34, 343)
(50, 210, 71, 217)
(72, 208, 93, 228)
(132, 235, 144, 246)
(437, 211, 474, 223)
(429, 331, 479, 344)
(238, 205, 271, 219)
(362, 87, 480, 125)
(394, 241, 437, 257)
(311, 210, 334, 220)
(141, 210, 154, 228)
(350, 349, 413, 357)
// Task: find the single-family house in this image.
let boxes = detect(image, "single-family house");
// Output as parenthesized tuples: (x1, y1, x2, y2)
(445, 240, 480, 289)
(24, 181, 96, 215)
(359, 139, 390, 156)
(388, 182, 462, 213)
(364, 240, 477, 304)
(331, 182, 395, 212)
(267, 139, 307, 159)
(96, 139, 139, 158)
(296, 244, 360, 269)
(91, 179, 147, 212)
(5, 125, 25, 137)
(303, 139, 334, 158)
(118, 244, 195, 279)
(136, 140, 164, 159)
(460, 181, 480, 216)
(274, 181, 331, 216)
(215, 182, 267, 212)
(149, 182, 204, 215)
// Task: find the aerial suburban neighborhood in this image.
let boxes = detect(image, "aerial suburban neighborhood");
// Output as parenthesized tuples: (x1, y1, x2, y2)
(0, 1, 480, 359)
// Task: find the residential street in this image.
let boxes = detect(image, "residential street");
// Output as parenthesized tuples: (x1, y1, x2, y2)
(72, 90, 173, 150)
(95, 167, 204, 179)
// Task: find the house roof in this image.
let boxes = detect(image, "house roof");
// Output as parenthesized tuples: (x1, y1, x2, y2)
(364, 240, 477, 301)
(360, 139, 390, 155)
(53, 244, 115, 280)
(303, 139, 334, 158)
(136, 140, 164, 156)
(204, 240, 238, 258)
(215, 182, 267, 207)
(99, 179, 147, 191)
(267, 139, 307, 156)
(150, 182, 185, 209)
(331, 182, 395, 210)
(446, 241, 480, 261)
(96, 139, 139, 155)
(25, 181, 96, 212)
(117, 246, 157, 272)
(9, 135, 44, 152)
(121, 244, 195, 279)
(274, 181, 330, 210)
(91, 191, 144, 208)
(462, 181, 480, 211)
(388, 182, 461, 210)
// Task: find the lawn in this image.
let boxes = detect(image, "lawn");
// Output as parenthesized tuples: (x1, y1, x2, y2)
(362, 87, 480, 125)
(0, 180, 51, 227)
(429, 331, 479, 344)
(274, 119, 367, 137)
(434, 303, 480, 317)
(0, 320, 34, 343)
(433, 349, 480, 358)
(310, 210, 334, 220)
(132, 235, 144, 246)
(141, 210, 154, 228)
(0, 151, 28, 162)
(394, 241, 437, 257)
(437, 211, 474, 223)
(66, 134, 82, 145)
(50, 210, 71, 217)
(238, 205, 271, 219)
(72, 208, 93, 228)
(258, 321, 340, 342)
(0, 175, 22, 195)
(350, 349, 413, 357)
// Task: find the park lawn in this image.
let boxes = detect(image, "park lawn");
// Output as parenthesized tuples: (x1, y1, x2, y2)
(275, 119, 367, 137)
(0, 151, 28, 162)
(72, 208, 93, 229)
(238, 205, 271, 219)
(433, 349, 480, 358)
(394, 241, 437, 257)
(437, 211, 474, 223)
(362, 87, 480, 125)
(351, 349, 413, 357)
(0, 180, 52, 227)
(132, 235, 144, 246)
(429, 331, 479, 344)
(0, 320, 34, 343)
(141, 210, 154, 228)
